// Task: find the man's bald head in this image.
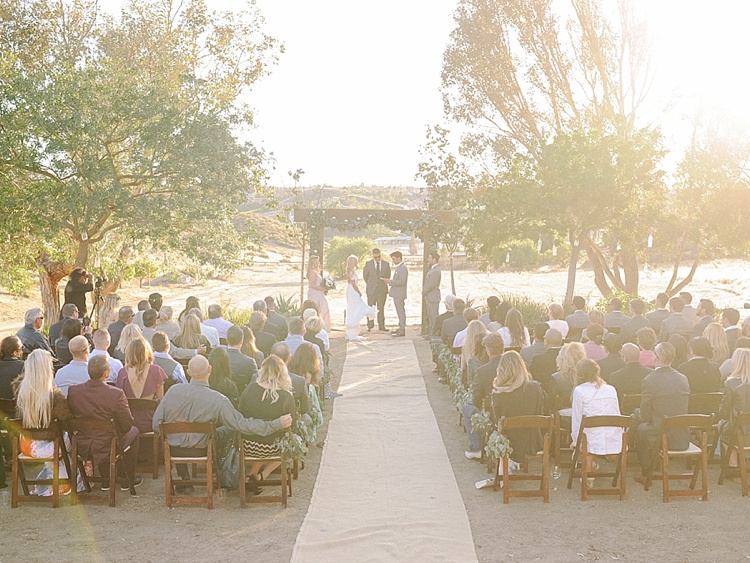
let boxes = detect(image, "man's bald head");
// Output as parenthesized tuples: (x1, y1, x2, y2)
(187, 355, 211, 381)
(544, 329, 563, 348)
(620, 343, 640, 364)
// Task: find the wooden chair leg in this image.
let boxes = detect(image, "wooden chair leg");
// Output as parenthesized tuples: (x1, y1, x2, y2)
(502, 457, 510, 504)
(109, 441, 117, 508)
(207, 442, 213, 510)
(542, 434, 550, 503)
(701, 435, 709, 501)
(239, 450, 246, 509)
(152, 435, 159, 480)
(52, 439, 60, 509)
(11, 438, 18, 508)
(738, 433, 748, 497)
(493, 458, 501, 492)
(281, 458, 288, 508)
(164, 442, 172, 509)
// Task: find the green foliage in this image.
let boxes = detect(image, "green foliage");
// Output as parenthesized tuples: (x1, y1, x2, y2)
(221, 304, 253, 328)
(275, 294, 300, 317)
(123, 257, 159, 288)
(0, 264, 34, 296)
(325, 236, 372, 278)
(593, 288, 653, 315)
(507, 239, 540, 269)
(494, 293, 550, 327)
(484, 430, 513, 462)
(470, 409, 494, 437)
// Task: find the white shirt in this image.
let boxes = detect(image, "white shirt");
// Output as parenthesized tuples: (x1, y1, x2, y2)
(153, 351, 188, 384)
(317, 329, 330, 351)
(546, 319, 569, 339)
(90, 349, 123, 383)
(497, 326, 530, 348)
(203, 317, 234, 340)
(453, 327, 469, 348)
(571, 382, 623, 455)
(200, 324, 220, 347)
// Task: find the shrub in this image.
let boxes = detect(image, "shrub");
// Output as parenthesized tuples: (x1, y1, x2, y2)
(508, 239, 540, 268)
(594, 288, 653, 315)
(325, 236, 372, 278)
(275, 294, 300, 317)
(495, 293, 550, 327)
(0, 265, 34, 296)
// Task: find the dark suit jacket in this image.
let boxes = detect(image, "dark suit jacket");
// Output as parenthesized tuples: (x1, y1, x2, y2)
(433, 310, 453, 337)
(304, 332, 326, 359)
(267, 311, 289, 341)
(659, 313, 693, 342)
(676, 357, 721, 394)
(108, 320, 126, 355)
(609, 362, 652, 401)
(67, 379, 135, 464)
(645, 309, 670, 333)
(48, 317, 71, 348)
(0, 358, 24, 400)
(471, 356, 502, 408)
(597, 353, 626, 382)
(441, 315, 467, 348)
(725, 326, 741, 353)
(619, 315, 650, 343)
(251, 328, 278, 358)
(226, 348, 259, 392)
(640, 367, 690, 449)
(363, 258, 391, 300)
(529, 347, 561, 388)
(692, 315, 713, 338)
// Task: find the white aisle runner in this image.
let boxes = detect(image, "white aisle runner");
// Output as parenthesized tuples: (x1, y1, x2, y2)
(292, 339, 478, 562)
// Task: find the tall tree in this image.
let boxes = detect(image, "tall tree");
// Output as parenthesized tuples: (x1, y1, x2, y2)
(0, 0, 279, 320)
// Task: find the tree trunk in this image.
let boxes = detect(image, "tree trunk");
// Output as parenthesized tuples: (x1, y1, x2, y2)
(36, 252, 73, 326)
(300, 244, 306, 307)
(666, 257, 700, 296)
(564, 232, 580, 305)
(449, 253, 456, 296)
(583, 239, 612, 298)
(74, 239, 90, 268)
(621, 250, 639, 295)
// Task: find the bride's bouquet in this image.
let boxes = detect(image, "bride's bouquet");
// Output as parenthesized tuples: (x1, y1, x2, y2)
(321, 273, 336, 295)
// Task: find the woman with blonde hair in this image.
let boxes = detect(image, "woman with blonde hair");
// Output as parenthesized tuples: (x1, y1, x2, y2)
(547, 342, 587, 412)
(14, 350, 77, 496)
(490, 351, 545, 469)
(238, 356, 295, 491)
(497, 308, 530, 350)
(241, 325, 264, 366)
(306, 255, 331, 332)
(704, 322, 730, 365)
(462, 320, 488, 385)
(174, 313, 211, 355)
(114, 323, 144, 362)
(115, 338, 166, 433)
(344, 254, 376, 341)
(156, 305, 181, 341)
(98, 293, 121, 331)
(719, 348, 750, 463)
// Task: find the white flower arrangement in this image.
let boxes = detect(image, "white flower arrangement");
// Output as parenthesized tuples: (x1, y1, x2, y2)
(321, 273, 336, 294)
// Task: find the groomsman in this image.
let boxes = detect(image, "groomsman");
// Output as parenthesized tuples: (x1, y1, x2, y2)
(363, 248, 391, 332)
(386, 251, 408, 337)
(422, 250, 441, 335)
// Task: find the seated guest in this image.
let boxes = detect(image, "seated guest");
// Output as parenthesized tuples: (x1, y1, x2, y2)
(582, 324, 607, 361)
(565, 296, 589, 335)
(156, 306, 181, 341)
(139, 309, 160, 344)
(659, 297, 693, 343)
(153, 355, 292, 492)
(461, 320, 489, 387)
(225, 325, 259, 392)
(17, 308, 53, 357)
(0, 336, 25, 400)
(203, 304, 234, 341)
(645, 292, 670, 333)
(619, 299, 649, 343)
(718, 348, 750, 449)
(636, 327, 657, 368)
(151, 331, 187, 385)
(676, 337, 721, 393)
(581, 311, 607, 342)
(264, 296, 289, 341)
(55, 318, 87, 366)
(680, 292, 698, 325)
(89, 329, 124, 383)
(249, 311, 278, 358)
(529, 328, 563, 389)
(453, 307, 480, 349)
(174, 314, 211, 356)
(668, 334, 689, 368)
(115, 338, 166, 434)
(49, 303, 79, 348)
(288, 342, 325, 438)
(238, 356, 296, 489)
(609, 343, 652, 402)
(547, 342, 586, 412)
(68, 354, 141, 490)
(54, 335, 91, 397)
(114, 323, 144, 363)
(270, 342, 310, 415)
(491, 351, 546, 466)
(596, 333, 625, 381)
(285, 317, 322, 365)
(14, 350, 75, 496)
(634, 343, 690, 486)
(302, 309, 330, 351)
(721, 308, 742, 353)
(433, 294, 456, 337)
(177, 296, 201, 325)
(148, 292, 163, 312)
(442, 299, 468, 348)
(187, 307, 219, 347)
(520, 322, 549, 366)
(208, 347, 239, 407)
(254, 299, 286, 342)
(132, 300, 151, 329)
(704, 322, 730, 366)
(692, 298, 715, 338)
(487, 301, 512, 333)
(241, 326, 265, 367)
(720, 337, 750, 381)
(497, 308, 530, 350)
(98, 294, 121, 331)
(108, 306, 134, 355)
(604, 298, 630, 331)
(463, 333, 504, 460)
(479, 296, 500, 328)
(304, 316, 327, 359)
(571, 359, 623, 478)
(546, 303, 569, 339)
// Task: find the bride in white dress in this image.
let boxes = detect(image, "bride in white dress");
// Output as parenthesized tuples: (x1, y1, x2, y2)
(345, 255, 377, 341)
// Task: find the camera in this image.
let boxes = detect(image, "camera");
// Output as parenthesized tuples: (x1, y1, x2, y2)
(82, 316, 91, 327)
(94, 275, 107, 288)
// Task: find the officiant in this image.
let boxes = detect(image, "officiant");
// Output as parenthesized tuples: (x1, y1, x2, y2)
(363, 248, 391, 332)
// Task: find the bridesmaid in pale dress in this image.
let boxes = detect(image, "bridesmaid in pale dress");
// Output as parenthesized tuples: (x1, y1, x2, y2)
(306, 256, 331, 332)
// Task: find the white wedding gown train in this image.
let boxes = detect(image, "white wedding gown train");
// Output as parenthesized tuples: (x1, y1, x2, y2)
(346, 273, 377, 341)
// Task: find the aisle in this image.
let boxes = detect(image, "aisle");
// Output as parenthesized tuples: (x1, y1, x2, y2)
(292, 338, 478, 562)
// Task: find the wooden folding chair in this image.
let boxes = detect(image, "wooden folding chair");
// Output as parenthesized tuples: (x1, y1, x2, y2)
(718, 411, 750, 496)
(688, 392, 723, 462)
(553, 395, 573, 469)
(238, 431, 291, 508)
(10, 420, 77, 508)
(161, 421, 219, 509)
(495, 415, 553, 504)
(567, 415, 633, 500)
(620, 394, 642, 416)
(128, 398, 160, 479)
(68, 418, 137, 507)
(645, 414, 712, 503)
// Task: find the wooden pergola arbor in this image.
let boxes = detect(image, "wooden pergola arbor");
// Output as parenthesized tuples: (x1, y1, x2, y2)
(293, 208, 457, 334)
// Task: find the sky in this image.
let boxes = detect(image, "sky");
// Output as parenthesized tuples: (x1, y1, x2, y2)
(97, 0, 750, 188)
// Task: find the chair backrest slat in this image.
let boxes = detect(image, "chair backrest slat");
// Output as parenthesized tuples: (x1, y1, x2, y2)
(68, 418, 117, 435)
(688, 392, 723, 416)
(0, 398, 16, 418)
(581, 415, 634, 429)
(127, 397, 158, 414)
(160, 421, 215, 435)
(661, 413, 712, 431)
(500, 415, 552, 431)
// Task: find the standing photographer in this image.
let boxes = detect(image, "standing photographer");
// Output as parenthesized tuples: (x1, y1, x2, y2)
(64, 268, 94, 317)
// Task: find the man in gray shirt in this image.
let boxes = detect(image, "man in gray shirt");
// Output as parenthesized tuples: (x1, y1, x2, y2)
(153, 355, 292, 491)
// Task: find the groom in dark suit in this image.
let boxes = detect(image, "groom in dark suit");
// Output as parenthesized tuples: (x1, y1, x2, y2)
(363, 248, 391, 332)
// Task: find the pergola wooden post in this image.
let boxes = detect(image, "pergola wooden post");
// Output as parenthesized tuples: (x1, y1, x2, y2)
(293, 208, 456, 335)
